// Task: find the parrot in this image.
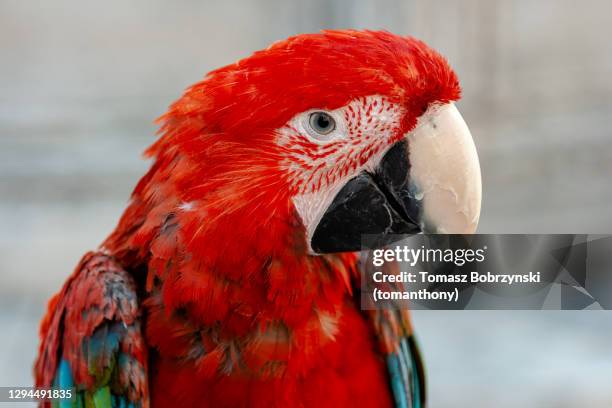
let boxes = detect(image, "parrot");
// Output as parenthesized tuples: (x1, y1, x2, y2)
(34, 30, 481, 408)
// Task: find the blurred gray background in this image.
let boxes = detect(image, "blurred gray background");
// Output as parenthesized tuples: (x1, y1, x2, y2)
(1, 0, 611, 406)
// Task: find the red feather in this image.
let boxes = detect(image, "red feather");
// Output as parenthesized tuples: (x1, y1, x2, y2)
(37, 30, 458, 406)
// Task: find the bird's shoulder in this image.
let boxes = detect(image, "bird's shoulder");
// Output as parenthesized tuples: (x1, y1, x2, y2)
(35, 251, 149, 407)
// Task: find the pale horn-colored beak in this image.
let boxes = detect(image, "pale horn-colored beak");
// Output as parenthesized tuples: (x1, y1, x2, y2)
(406, 103, 482, 234)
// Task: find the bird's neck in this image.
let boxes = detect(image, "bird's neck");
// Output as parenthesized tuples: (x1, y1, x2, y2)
(106, 194, 357, 336)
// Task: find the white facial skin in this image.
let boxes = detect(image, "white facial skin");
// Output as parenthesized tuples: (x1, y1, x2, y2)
(276, 95, 482, 249)
(277, 96, 403, 245)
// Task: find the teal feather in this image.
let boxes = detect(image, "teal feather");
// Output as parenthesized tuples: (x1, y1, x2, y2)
(387, 353, 409, 408)
(55, 359, 75, 408)
(386, 335, 426, 408)
(398, 338, 412, 402)
(408, 335, 426, 408)
(52, 324, 142, 408)
(111, 393, 128, 408)
(86, 323, 124, 381)
(41, 254, 146, 408)
(403, 337, 421, 408)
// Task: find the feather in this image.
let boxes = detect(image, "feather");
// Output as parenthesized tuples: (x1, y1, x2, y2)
(36, 29, 460, 407)
(35, 253, 148, 408)
(54, 359, 74, 408)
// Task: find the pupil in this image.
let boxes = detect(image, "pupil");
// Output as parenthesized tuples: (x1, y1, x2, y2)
(317, 115, 330, 129)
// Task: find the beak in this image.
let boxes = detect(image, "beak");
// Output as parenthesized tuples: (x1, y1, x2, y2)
(310, 103, 481, 253)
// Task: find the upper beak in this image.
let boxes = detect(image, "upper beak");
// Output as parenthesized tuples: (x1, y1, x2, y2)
(405, 103, 482, 234)
(310, 103, 481, 253)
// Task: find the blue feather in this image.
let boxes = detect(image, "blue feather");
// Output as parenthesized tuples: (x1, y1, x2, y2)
(87, 323, 123, 377)
(387, 353, 409, 408)
(401, 337, 421, 408)
(55, 359, 74, 408)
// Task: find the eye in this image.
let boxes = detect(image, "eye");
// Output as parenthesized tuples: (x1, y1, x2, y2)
(308, 112, 336, 136)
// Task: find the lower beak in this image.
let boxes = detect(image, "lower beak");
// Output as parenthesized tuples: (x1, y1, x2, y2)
(310, 103, 481, 253)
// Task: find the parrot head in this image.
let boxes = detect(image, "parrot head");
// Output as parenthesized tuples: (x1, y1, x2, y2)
(152, 30, 481, 256)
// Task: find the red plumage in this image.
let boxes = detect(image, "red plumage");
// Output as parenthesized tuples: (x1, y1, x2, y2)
(36, 30, 460, 407)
